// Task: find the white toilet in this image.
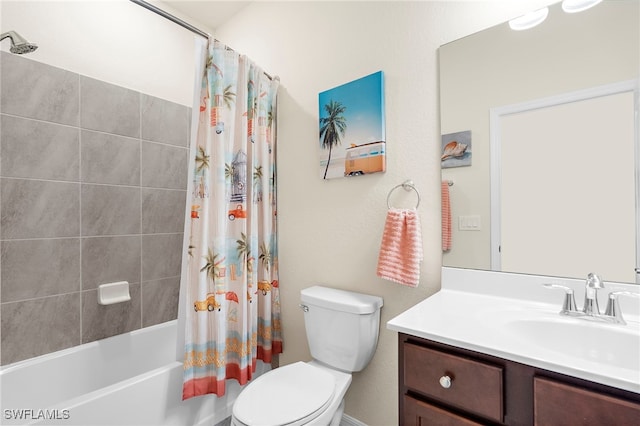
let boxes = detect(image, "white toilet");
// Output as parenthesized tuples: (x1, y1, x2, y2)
(231, 285, 384, 426)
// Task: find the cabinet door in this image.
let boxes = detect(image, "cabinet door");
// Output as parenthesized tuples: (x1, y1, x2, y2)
(403, 395, 483, 426)
(534, 377, 640, 426)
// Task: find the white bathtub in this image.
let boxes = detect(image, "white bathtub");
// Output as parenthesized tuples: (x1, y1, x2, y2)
(0, 320, 268, 425)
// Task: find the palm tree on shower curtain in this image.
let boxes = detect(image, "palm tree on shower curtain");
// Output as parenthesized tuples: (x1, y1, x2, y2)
(319, 100, 347, 179)
(253, 165, 263, 203)
(222, 85, 236, 109)
(267, 108, 274, 129)
(201, 248, 225, 293)
(259, 241, 271, 274)
(195, 146, 210, 172)
(225, 163, 235, 182)
(236, 232, 253, 277)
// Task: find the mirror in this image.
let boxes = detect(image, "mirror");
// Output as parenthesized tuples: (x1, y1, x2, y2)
(439, 0, 639, 284)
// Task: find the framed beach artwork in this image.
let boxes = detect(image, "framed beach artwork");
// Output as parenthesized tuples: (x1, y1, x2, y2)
(441, 130, 472, 168)
(318, 71, 386, 179)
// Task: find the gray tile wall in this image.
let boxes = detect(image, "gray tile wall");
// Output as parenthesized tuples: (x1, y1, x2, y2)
(0, 52, 190, 365)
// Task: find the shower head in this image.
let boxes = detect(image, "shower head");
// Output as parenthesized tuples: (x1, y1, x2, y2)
(1, 30, 38, 54)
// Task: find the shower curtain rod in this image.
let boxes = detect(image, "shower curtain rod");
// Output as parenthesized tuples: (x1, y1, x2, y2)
(130, 0, 210, 39)
(129, 0, 274, 80)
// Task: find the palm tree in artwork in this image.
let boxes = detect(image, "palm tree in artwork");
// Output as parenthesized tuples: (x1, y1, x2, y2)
(319, 100, 347, 179)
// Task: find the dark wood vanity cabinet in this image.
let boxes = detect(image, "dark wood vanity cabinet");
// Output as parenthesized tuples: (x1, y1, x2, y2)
(398, 333, 640, 426)
(533, 377, 640, 426)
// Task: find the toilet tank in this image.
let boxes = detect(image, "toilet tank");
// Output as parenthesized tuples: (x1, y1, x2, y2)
(300, 286, 383, 372)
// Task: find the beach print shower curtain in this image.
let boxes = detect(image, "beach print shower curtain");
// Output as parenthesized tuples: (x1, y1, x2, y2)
(182, 41, 282, 399)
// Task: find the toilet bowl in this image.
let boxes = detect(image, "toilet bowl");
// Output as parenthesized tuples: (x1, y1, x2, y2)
(231, 286, 383, 426)
(231, 361, 351, 426)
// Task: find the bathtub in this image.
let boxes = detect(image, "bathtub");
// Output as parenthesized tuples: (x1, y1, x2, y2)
(0, 320, 269, 425)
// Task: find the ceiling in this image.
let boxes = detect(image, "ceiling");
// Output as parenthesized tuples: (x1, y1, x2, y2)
(161, 1, 251, 30)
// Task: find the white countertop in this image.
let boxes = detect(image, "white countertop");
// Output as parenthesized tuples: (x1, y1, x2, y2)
(387, 267, 640, 394)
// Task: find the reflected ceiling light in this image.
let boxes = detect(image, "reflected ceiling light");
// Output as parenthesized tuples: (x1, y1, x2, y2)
(509, 7, 549, 31)
(562, 0, 603, 13)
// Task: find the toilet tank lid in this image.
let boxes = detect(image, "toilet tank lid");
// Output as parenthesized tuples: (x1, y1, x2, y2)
(301, 286, 383, 314)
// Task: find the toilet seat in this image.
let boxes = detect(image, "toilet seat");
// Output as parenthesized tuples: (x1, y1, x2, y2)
(232, 362, 336, 426)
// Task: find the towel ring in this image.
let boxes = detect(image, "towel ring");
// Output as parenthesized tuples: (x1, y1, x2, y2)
(387, 180, 420, 209)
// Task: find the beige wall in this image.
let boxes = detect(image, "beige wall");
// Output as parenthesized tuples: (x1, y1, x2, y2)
(214, 1, 558, 424)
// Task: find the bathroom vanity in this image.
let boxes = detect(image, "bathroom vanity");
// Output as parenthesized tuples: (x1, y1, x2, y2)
(388, 268, 640, 425)
(398, 333, 639, 425)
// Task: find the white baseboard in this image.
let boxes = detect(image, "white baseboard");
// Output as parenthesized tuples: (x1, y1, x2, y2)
(341, 414, 368, 426)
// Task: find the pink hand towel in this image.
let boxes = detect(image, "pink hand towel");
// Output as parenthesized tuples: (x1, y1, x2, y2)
(376, 208, 423, 287)
(442, 181, 452, 251)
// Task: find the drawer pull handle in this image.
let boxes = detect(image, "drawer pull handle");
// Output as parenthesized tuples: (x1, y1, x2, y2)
(439, 375, 452, 389)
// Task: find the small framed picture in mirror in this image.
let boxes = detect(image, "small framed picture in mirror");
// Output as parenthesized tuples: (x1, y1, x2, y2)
(441, 130, 472, 168)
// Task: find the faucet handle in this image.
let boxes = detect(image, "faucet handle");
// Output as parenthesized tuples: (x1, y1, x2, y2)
(543, 284, 578, 314)
(604, 291, 640, 325)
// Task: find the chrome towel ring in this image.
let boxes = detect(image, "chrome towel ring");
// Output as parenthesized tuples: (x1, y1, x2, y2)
(387, 180, 420, 209)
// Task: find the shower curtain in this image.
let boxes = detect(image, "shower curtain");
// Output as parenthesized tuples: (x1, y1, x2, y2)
(182, 40, 282, 400)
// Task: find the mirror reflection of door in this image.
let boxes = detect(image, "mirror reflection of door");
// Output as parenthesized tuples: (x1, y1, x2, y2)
(491, 85, 637, 283)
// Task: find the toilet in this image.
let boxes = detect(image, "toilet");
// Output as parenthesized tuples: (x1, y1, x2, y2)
(231, 285, 384, 426)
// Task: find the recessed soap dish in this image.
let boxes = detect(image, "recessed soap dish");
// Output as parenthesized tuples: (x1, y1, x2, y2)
(97, 281, 131, 305)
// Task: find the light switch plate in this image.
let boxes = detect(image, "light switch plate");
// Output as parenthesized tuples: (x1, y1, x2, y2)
(459, 215, 481, 231)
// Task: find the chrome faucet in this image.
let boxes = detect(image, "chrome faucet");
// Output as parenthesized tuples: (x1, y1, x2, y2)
(582, 272, 605, 316)
(544, 273, 638, 324)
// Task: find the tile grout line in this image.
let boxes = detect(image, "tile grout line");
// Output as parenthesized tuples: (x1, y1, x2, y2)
(78, 72, 83, 346)
(0, 232, 184, 244)
(0, 175, 188, 192)
(1, 61, 3, 364)
(0, 279, 179, 306)
(140, 92, 144, 329)
(0, 112, 188, 150)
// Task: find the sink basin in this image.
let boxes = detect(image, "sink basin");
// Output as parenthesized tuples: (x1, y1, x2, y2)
(504, 316, 640, 371)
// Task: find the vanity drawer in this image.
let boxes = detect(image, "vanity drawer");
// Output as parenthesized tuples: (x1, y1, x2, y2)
(403, 343, 504, 422)
(534, 377, 640, 425)
(403, 394, 484, 426)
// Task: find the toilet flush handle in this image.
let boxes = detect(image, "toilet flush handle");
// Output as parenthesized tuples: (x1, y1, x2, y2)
(299, 304, 309, 312)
